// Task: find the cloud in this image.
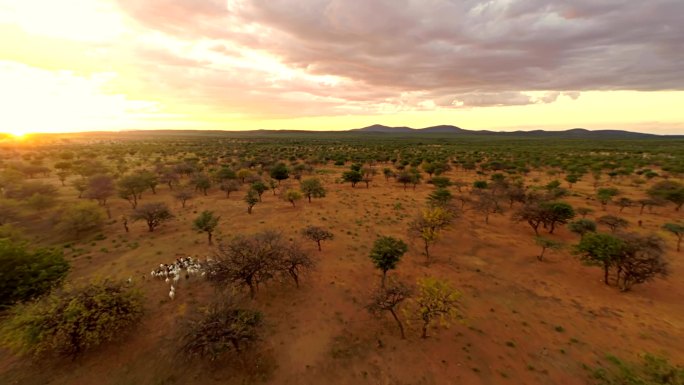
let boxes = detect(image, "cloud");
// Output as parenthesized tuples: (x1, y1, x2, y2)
(113, 0, 683, 115)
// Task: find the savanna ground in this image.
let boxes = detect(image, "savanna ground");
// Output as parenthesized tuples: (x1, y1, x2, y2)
(0, 132, 682, 384)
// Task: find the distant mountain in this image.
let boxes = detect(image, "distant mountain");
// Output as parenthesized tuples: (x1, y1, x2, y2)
(351, 124, 416, 133)
(350, 124, 663, 138)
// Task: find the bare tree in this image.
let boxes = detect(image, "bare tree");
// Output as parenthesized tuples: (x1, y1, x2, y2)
(367, 280, 412, 339)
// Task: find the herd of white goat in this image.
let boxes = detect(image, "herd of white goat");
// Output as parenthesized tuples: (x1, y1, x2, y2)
(150, 256, 207, 300)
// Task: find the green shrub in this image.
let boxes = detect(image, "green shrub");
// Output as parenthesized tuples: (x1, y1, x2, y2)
(0, 239, 69, 309)
(1, 279, 143, 358)
(591, 354, 683, 385)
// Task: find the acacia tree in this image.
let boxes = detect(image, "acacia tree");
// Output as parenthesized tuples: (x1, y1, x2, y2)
(597, 188, 619, 210)
(542, 201, 575, 234)
(576, 233, 625, 285)
(192, 173, 211, 196)
(342, 170, 362, 187)
(576, 207, 594, 218)
(302, 225, 334, 251)
(131, 202, 173, 232)
(300, 178, 326, 203)
(368, 280, 412, 339)
(117, 174, 147, 209)
(283, 189, 302, 207)
(193, 210, 220, 245)
(662, 223, 683, 252)
(534, 236, 563, 261)
(220, 180, 240, 198)
(616, 197, 634, 212)
(513, 203, 544, 235)
(568, 219, 597, 239)
(369, 236, 408, 288)
(173, 189, 193, 208)
(407, 277, 460, 339)
(617, 233, 668, 292)
(278, 242, 315, 288)
(648, 180, 684, 211)
(84, 174, 115, 207)
(598, 215, 629, 233)
(244, 189, 259, 214)
(269, 163, 289, 185)
(409, 207, 453, 264)
(251, 181, 268, 201)
(473, 191, 501, 224)
(206, 231, 309, 297)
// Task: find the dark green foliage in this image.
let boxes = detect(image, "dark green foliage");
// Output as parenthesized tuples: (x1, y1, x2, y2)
(473, 180, 488, 190)
(342, 170, 363, 187)
(590, 354, 683, 385)
(369, 236, 408, 287)
(396, 170, 421, 190)
(648, 180, 684, 211)
(193, 210, 220, 245)
(0, 240, 69, 309)
(576, 232, 668, 291)
(427, 188, 453, 208)
(597, 188, 620, 209)
(568, 219, 597, 238)
(540, 201, 575, 234)
(250, 181, 268, 201)
(179, 302, 263, 361)
(576, 232, 625, 285)
(244, 189, 259, 214)
(662, 223, 683, 251)
(1, 279, 143, 359)
(430, 176, 451, 189)
(269, 163, 289, 183)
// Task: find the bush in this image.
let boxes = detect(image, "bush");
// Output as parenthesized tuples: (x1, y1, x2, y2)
(179, 302, 263, 361)
(1, 279, 143, 358)
(591, 354, 683, 385)
(0, 239, 69, 309)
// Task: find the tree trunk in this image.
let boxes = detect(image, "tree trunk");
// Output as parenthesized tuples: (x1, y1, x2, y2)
(208, 232, 213, 245)
(424, 239, 431, 265)
(538, 247, 546, 261)
(381, 270, 387, 288)
(421, 320, 429, 338)
(389, 309, 406, 339)
(317, 240, 322, 251)
(603, 264, 610, 285)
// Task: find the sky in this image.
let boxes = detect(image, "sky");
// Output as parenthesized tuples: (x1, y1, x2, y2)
(1, 0, 683, 135)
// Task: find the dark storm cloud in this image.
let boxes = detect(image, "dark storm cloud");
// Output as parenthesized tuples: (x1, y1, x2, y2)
(116, 0, 684, 111)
